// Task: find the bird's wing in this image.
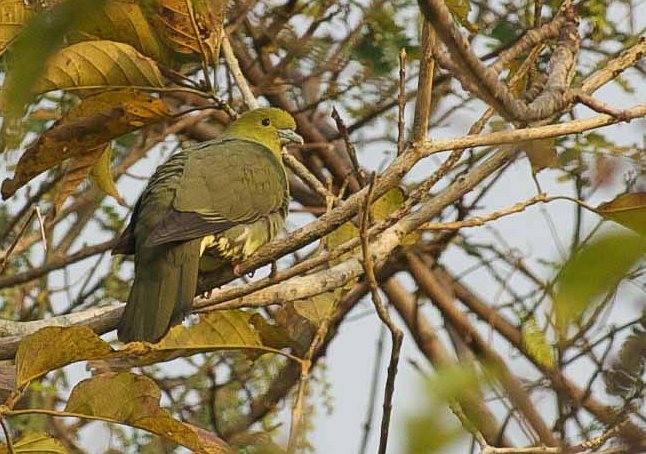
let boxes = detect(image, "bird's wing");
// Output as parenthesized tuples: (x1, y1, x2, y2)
(147, 139, 288, 246)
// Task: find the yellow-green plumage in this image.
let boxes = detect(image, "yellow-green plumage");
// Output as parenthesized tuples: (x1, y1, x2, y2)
(113, 108, 302, 343)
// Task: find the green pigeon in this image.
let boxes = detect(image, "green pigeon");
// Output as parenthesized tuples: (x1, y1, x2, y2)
(113, 108, 303, 343)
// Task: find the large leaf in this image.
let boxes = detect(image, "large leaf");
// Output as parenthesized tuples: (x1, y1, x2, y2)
(34, 40, 164, 94)
(15, 326, 113, 387)
(596, 192, 646, 235)
(106, 311, 288, 368)
(65, 372, 232, 453)
(1, 89, 171, 199)
(554, 232, 646, 334)
(0, 432, 68, 454)
(68, 0, 167, 63)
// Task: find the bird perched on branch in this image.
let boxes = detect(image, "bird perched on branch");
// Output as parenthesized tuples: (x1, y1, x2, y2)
(113, 108, 303, 343)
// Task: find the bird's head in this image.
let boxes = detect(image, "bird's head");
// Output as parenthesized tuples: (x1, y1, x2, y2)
(223, 107, 303, 156)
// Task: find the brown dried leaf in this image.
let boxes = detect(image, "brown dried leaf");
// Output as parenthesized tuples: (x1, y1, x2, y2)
(65, 372, 232, 453)
(33, 40, 164, 94)
(68, 0, 167, 63)
(596, 192, 646, 235)
(15, 326, 113, 387)
(523, 138, 558, 173)
(0, 432, 68, 454)
(149, 0, 226, 58)
(1, 90, 170, 199)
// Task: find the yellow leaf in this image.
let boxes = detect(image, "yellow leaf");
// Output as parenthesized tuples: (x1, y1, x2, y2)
(89, 143, 125, 205)
(107, 311, 277, 368)
(372, 187, 405, 221)
(324, 221, 360, 262)
(68, 0, 168, 63)
(65, 372, 232, 453)
(521, 317, 555, 369)
(15, 326, 113, 387)
(293, 290, 341, 325)
(596, 192, 646, 236)
(33, 40, 164, 94)
(523, 138, 558, 173)
(1, 90, 170, 199)
(0, 432, 68, 454)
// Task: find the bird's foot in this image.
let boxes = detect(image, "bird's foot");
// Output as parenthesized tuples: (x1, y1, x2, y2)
(233, 262, 255, 278)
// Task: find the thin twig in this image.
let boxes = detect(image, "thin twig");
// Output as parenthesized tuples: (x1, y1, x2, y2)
(0, 209, 35, 275)
(420, 194, 547, 230)
(359, 174, 403, 454)
(397, 48, 407, 156)
(358, 324, 386, 454)
(331, 107, 366, 187)
(0, 417, 14, 454)
(287, 320, 329, 453)
(221, 32, 259, 110)
(185, 0, 216, 98)
(34, 206, 47, 252)
(282, 150, 338, 206)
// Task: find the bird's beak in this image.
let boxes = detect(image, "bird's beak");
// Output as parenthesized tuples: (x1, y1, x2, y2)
(278, 129, 304, 145)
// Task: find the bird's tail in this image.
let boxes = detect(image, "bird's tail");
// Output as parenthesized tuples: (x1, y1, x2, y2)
(117, 240, 201, 343)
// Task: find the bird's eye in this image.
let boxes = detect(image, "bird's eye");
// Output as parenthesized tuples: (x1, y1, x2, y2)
(262, 118, 271, 126)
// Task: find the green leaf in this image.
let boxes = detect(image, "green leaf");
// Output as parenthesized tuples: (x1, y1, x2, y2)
(554, 232, 646, 334)
(521, 317, 555, 369)
(490, 22, 518, 45)
(596, 193, 646, 236)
